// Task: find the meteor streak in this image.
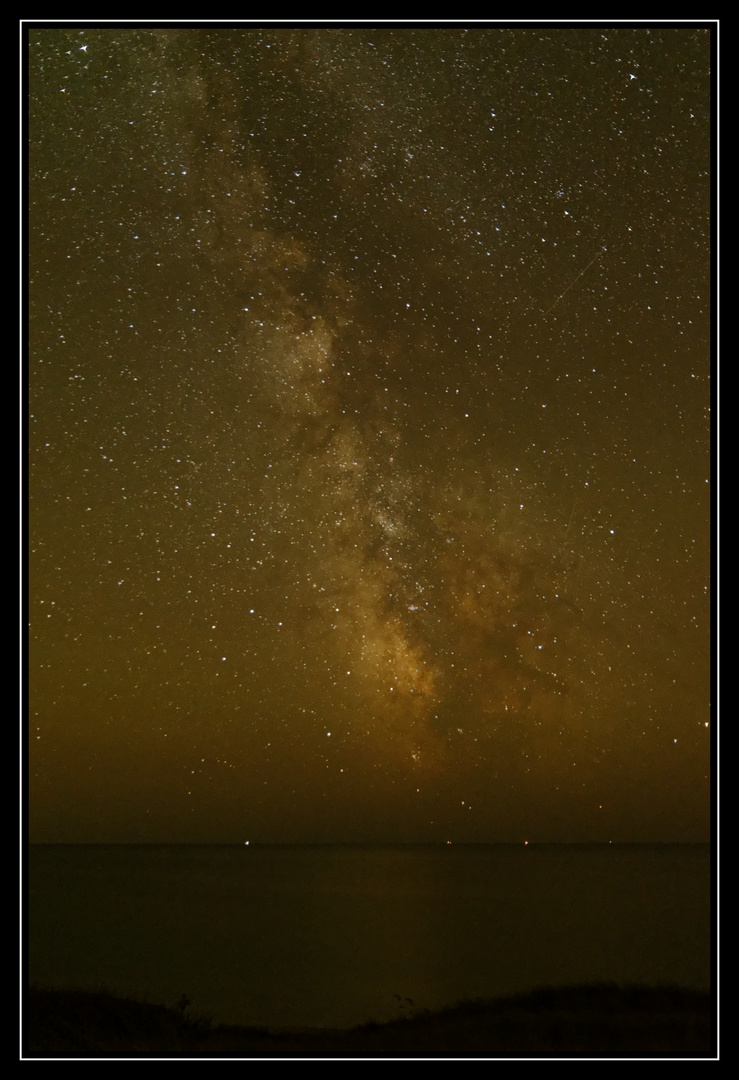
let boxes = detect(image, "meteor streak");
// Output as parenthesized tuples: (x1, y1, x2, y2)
(543, 246, 607, 317)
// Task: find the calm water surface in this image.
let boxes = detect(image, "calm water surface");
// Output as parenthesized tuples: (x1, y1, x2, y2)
(27, 844, 711, 1030)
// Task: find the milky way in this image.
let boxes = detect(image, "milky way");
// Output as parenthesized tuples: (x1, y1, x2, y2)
(28, 26, 712, 842)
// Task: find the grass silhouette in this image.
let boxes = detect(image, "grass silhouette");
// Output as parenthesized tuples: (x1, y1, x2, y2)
(24, 982, 713, 1056)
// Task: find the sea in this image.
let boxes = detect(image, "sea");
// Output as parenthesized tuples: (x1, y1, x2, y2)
(27, 843, 711, 1032)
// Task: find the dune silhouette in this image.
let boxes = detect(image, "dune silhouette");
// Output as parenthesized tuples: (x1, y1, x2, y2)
(24, 982, 713, 1057)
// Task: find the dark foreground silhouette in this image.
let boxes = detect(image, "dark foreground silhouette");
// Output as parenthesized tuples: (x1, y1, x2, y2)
(25, 983, 713, 1057)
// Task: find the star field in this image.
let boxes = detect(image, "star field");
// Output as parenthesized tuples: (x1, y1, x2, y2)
(28, 25, 712, 842)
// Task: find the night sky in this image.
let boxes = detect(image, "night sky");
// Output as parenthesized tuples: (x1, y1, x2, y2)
(28, 25, 712, 844)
